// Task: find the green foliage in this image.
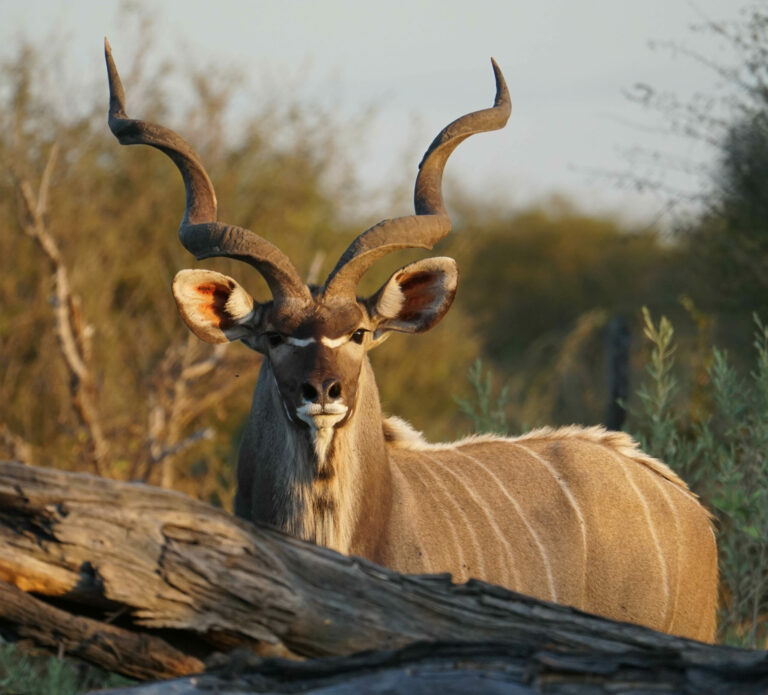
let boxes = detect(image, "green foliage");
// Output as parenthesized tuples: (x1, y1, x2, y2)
(454, 306, 623, 431)
(686, 108, 768, 315)
(633, 310, 768, 647)
(633, 307, 690, 471)
(442, 200, 693, 429)
(448, 203, 686, 368)
(453, 359, 513, 435)
(0, 643, 131, 695)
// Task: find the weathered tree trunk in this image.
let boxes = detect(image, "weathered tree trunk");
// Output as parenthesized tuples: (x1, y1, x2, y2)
(0, 460, 766, 694)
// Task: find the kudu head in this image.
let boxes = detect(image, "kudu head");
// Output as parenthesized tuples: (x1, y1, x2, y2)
(105, 40, 510, 437)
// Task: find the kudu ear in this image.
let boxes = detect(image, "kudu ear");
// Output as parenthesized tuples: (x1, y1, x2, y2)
(172, 269, 262, 346)
(368, 257, 458, 340)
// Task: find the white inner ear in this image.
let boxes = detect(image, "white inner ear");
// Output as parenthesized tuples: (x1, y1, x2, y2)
(370, 257, 458, 337)
(173, 269, 257, 344)
(224, 285, 256, 324)
(375, 279, 405, 319)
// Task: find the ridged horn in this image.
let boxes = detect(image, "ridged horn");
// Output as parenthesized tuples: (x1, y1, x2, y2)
(104, 38, 311, 304)
(322, 58, 510, 300)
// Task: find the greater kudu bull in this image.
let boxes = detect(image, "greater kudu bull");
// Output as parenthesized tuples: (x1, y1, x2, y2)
(105, 41, 718, 641)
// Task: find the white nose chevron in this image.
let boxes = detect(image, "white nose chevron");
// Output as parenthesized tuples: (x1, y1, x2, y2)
(285, 335, 350, 349)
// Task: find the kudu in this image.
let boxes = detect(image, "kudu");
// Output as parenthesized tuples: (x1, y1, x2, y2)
(105, 42, 718, 642)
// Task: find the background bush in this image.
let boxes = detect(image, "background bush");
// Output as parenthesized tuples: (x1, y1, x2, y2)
(632, 311, 768, 648)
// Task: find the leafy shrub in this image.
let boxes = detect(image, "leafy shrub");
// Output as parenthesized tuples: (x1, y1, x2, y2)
(634, 310, 768, 647)
(453, 359, 513, 435)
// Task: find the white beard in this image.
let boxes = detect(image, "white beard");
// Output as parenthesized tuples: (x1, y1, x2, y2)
(313, 426, 335, 467)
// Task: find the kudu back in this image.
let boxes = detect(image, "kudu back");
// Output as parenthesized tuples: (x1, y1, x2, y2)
(106, 42, 718, 642)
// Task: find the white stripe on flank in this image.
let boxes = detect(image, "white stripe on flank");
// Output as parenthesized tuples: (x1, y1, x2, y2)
(416, 453, 488, 580)
(389, 463, 436, 571)
(406, 462, 467, 575)
(644, 467, 681, 634)
(514, 442, 588, 607)
(610, 449, 671, 625)
(451, 448, 556, 601)
(427, 450, 523, 592)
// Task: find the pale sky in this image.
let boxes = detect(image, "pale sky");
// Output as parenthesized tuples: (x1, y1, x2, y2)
(3, 0, 746, 227)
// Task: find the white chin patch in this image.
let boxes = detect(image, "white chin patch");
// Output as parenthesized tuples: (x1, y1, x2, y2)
(295, 402, 348, 462)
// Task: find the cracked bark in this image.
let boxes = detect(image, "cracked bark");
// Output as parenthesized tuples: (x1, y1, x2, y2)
(0, 460, 765, 693)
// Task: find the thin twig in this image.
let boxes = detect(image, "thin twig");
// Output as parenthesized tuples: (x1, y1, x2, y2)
(149, 428, 214, 468)
(305, 250, 326, 286)
(142, 335, 255, 487)
(0, 422, 34, 463)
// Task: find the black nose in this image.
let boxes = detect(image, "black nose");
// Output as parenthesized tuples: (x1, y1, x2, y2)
(301, 382, 318, 401)
(301, 379, 342, 403)
(327, 380, 342, 400)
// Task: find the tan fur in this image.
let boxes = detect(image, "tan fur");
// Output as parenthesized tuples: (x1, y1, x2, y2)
(386, 421, 692, 493)
(374, 418, 718, 642)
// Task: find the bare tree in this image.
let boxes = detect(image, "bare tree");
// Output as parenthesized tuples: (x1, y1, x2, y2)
(11, 145, 109, 474)
(7, 145, 260, 484)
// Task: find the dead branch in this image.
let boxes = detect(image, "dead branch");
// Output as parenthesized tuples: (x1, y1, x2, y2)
(11, 145, 109, 475)
(305, 250, 326, 286)
(0, 422, 34, 464)
(11, 147, 236, 483)
(142, 334, 260, 486)
(0, 579, 203, 680)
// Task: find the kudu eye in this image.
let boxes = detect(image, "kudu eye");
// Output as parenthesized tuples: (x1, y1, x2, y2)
(351, 329, 366, 345)
(266, 332, 284, 348)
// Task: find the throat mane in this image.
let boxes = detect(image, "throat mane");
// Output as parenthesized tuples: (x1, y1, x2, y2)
(283, 424, 353, 554)
(253, 358, 388, 558)
(312, 426, 336, 467)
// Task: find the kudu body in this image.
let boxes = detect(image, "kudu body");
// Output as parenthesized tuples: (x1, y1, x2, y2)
(106, 42, 718, 642)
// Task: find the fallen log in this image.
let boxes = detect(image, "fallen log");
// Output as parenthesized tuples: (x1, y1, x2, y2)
(0, 460, 766, 693)
(0, 579, 203, 680)
(96, 640, 768, 695)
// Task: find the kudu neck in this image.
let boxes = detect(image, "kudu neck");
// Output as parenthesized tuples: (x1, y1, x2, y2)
(239, 356, 391, 555)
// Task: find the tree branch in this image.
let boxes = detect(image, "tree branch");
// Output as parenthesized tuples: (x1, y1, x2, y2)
(11, 145, 109, 475)
(0, 579, 203, 680)
(141, 335, 258, 486)
(0, 422, 34, 464)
